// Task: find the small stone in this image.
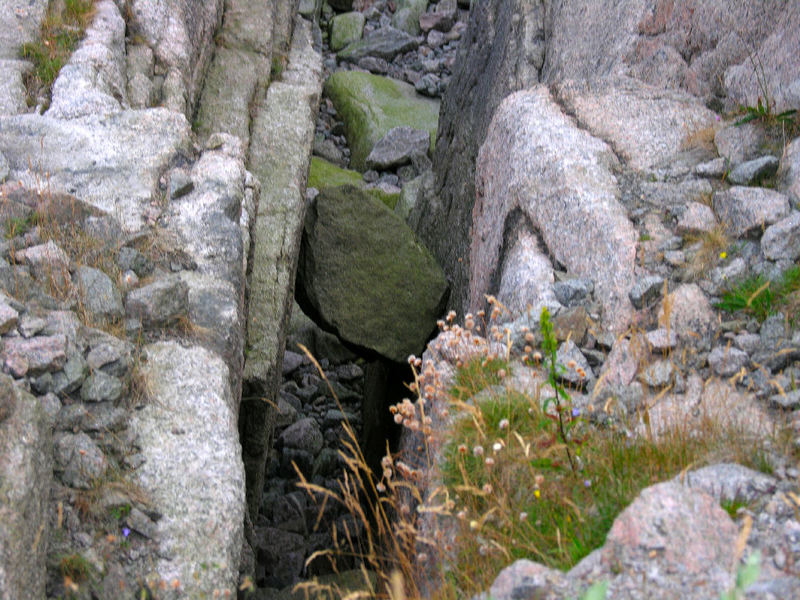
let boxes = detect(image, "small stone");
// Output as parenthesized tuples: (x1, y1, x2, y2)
(3, 334, 67, 376)
(169, 168, 193, 199)
(279, 417, 323, 455)
(676, 202, 717, 235)
(694, 157, 727, 178)
(734, 332, 761, 354)
(330, 11, 366, 52)
(707, 345, 749, 377)
(18, 315, 47, 338)
(117, 247, 153, 277)
(663, 250, 685, 266)
(712, 186, 790, 237)
(553, 278, 593, 307)
(555, 339, 594, 388)
(645, 328, 678, 351)
(769, 389, 800, 410)
(0, 302, 19, 334)
(125, 276, 189, 326)
(365, 126, 429, 171)
(628, 275, 664, 309)
(81, 372, 124, 403)
(14, 241, 72, 292)
(551, 306, 589, 344)
(415, 73, 441, 97)
(639, 359, 675, 387)
(52, 352, 88, 395)
(54, 432, 108, 489)
(282, 351, 306, 376)
(126, 507, 158, 539)
(761, 211, 800, 261)
(74, 266, 124, 322)
(727, 155, 780, 185)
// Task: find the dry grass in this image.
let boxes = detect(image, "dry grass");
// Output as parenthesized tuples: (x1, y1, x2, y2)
(681, 224, 731, 281)
(290, 299, 786, 600)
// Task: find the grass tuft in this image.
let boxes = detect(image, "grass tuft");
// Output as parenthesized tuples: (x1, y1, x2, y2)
(716, 264, 800, 323)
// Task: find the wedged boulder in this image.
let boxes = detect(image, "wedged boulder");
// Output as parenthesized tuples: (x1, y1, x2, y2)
(324, 71, 439, 171)
(0, 374, 52, 600)
(473, 87, 637, 333)
(365, 126, 429, 170)
(553, 77, 718, 172)
(0, 110, 192, 234)
(295, 185, 448, 363)
(308, 157, 400, 209)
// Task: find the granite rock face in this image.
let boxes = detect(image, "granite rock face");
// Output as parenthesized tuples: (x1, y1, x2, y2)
(473, 87, 637, 333)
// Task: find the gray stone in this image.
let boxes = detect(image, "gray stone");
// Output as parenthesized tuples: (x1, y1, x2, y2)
(727, 155, 780, 185)
(17, 316, 46, 339)
(707, 345, 749, 377)
(56, 402, 127, 433)
(117, 246, 153, 277)
(472, 87, 636, 334)
(74, 266, 124, 322)
(761, 211, 800, 261)
(392, 0, 428, 35)
(296, 185, 448, 363)
(254, 527, 305, 588)
(658, 284, 719, 345)
(781, 137, 800, 204)
(713, 186, 790, 237)
(553, 278, 593, 308)
(694, 157, 727, 179)
(489, 559, 573, 600)
(365, 126, 429, 170)
(0, 151, 8, 182)
(0, 301, 18, 334)
(129, 342, 244, 598)
(734, 332, 761, 354)
(54, 432, 108, 489)
(597, 338, 637, 389)
(420, 0, 457, 33)
(169, 168, 194, 199)
(715, 122, 766, 164)
(760, 314, 787, 347)
(357, 56, 389, 74)
(282, 350, 305, 376)
(125, 276, 189, 326)
(86, 333, 133, 376)
(628, 275, 664, 310)
(81, 371, 124, 403)
(2, 334, 67, 377)
(678, 463, 777, 504)
(415, 73, 442, 97)
(0, 374, 52, 600)
(769, 389, 800, 410)
(676, 202, 717, 235)
(337, 26, 419, 62)
(52, 352, 89, 395)
(639, 359, 675, 388)
(274, 397, 298, 429)
(126, 506, 159, 540)
(330, 11, 366, 52)
(645, 328, 678, 352)
(15, 240, 72, 293)
(279, 417, 323, 455)
(701, 257, 747, 296)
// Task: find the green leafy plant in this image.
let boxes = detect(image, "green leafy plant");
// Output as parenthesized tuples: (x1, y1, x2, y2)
(735, 96, 796, 127)
(716, 265, 800, 322)
(720, 551, 761, 600)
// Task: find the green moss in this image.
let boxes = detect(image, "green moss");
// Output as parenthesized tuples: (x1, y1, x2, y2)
(308, 157, 400, 210)
(323, 71, 439, 171)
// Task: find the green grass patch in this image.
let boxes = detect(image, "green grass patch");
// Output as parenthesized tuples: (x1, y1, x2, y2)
(716, 264, 800, 322)
(3, 212, 41, 239)
(19, 0, 95, 106)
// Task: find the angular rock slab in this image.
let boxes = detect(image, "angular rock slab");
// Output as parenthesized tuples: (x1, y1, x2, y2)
(0, 110, 192, 234)
(553, 77, 718, 172)
(323, 71, 439, 171)
(296, 185, 448, 363)
(0, 375, 52, 600)
(129, 342, 244, 599)
(473, 86, 637, 333)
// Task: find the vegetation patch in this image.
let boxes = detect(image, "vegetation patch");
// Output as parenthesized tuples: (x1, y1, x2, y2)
(19, 0, 95, 107)
(716, 264, 800, 323)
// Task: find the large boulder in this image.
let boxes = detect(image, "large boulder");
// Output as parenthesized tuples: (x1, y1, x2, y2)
(323, 71, 439, 171)
(308, 156, 400, 209)
(473, 87, 637, 333)
(295, 185, 448, 363)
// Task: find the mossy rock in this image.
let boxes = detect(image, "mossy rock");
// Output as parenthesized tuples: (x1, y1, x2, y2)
(308, 156, 400, 209)
(330, 11, 365, 51)
(392, 0, 428, 35)
(323, 71, 440, 171)
(296, 185, 448, 363)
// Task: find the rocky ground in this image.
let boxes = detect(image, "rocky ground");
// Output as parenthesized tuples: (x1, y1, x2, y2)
(1, 0, 799, 599)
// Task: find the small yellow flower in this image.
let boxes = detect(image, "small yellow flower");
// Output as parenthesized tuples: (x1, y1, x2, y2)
(534, 489, 541, 499)
(720, 251, 727, 259)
